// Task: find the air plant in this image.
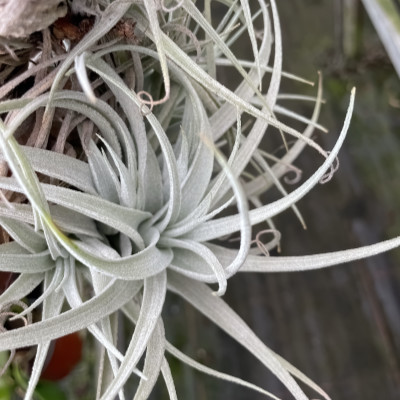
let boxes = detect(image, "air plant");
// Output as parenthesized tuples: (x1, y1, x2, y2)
(0, 0, 399, 399)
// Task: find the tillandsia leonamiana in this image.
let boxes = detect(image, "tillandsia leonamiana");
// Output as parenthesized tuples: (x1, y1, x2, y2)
(0, 1, 399, 399)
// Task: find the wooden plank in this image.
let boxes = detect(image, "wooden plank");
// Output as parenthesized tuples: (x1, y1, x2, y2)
(361, 0, 400, 77)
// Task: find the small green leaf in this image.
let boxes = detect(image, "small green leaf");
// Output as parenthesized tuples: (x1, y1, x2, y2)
(0, 375, 14, 400)
(34, 380, 67, 400)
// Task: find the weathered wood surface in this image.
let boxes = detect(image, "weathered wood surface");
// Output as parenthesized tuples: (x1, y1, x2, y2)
(158, 1, 400, 400)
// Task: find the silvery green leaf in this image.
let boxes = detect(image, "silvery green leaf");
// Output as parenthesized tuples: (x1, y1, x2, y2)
(189, 88, 355, 242)
(167, 117, 242, 236)
(208, 1, 272, 138)
(133, 320, 165, 400)
(0, 128, 52, 235)
(161, 237, 227, 295)
(0, 217, 46, 253)
(88, 140, 121, 204)
(207, 1, 283, 208)
(210, 58, 314, 86)
(175, 131, 189, 185)
(0, 279, 135, 351)
(181, 0, 266, 107)
(250, 149, 305, 228)
(75, 52, 97, 104)
(0, 202, 101, 239)
(0, 273, 44, 305)
(24, 271, 65, 400)
(272, 104, 326, 132)
(15, 263, 63, 319)
(165, 342, 282, 400)
(0, 176, 149, 245)
(47, 204, 102, 239)
(238, 236, 400, 273)
(64, 268, 126, 363)
(63, 266, 145, 385)
(82, 56, 141, 181)
(239, 0, 262, 87)
(0, 145, 96, 194)
(99, 271, 167, 400)
(143, 0, 170, 102)
(5, 92, 122, 157)
(245, 73, 324, 198)
(86, 57, 182, 231)
(177, 128, 214, 220)
(143, 141, 164, 213)
(70, 228, 172, 280)
(0, 241, 53, 273)
(160, 358, 178, 400)
(1, 1, 398, 399)
(98, 137, 137, 209)
(168, 272, 310, 400)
